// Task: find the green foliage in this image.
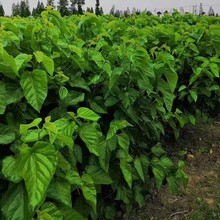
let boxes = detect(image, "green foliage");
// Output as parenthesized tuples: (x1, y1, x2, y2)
(0, 10, 219, 219)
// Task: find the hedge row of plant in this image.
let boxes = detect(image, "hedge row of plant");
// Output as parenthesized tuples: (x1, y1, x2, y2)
(0, 9, 219, 219)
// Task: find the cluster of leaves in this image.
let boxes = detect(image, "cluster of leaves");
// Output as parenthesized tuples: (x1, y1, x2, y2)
(0, 9, 219, 219)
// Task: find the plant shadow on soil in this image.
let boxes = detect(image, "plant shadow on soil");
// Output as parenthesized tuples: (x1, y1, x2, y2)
(128, 120, 220, 220)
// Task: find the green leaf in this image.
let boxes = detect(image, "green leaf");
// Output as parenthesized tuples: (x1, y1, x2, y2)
(21, 141, 58, 210)
(44, 121, 58, 144)
(59, 86, 69, 100)
(20, 118, 42, 135)
(79, 124, 102, 156)
(210, 63, 219, 77)
(15, 53, 32, 72)
(56, 203, 85, 220)
(158, 156, 174, 172)
(190, 90, 198, 102)
(163, 68, 178, 92)
(47, 180, 72, 207)
(0, 81, 6, 114)
(65, 170, 83, 187)
(107, 120, 132, 140)
(120, 160, 132, 188)
(104, 206, 116, 220)
(86, 165, 113, 185)
(39, 202, 63, 220)
(34, 51, 54, 76)
(20, 70, 48, 112)
(166, 175, 179, 194)
(117, 132, 130, 152)
(77, 107, 100, 121)
(151, 143, 166, 157)
(57, 152, 71, 171)
(134, 185, 145, 208)
(1, 183, 33, 220)
(2, 156, 23, 183)
(152, 165, 165, 189)
(134, 157, 145, 182)
(0, 125, 16, 144)
(81, 174, 97, 213)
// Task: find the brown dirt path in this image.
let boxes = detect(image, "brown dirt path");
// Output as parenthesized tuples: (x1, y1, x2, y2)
(128, 121, 220, 220)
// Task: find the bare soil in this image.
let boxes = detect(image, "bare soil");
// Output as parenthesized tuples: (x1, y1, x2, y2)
(128, 121, 220, 220)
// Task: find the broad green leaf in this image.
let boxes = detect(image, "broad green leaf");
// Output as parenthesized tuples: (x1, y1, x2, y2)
(166, 175, 179, 194)
(47, 180, 72, 207)
(81, 174, 97, 213)
(0, 125, 16, 144)
(77, 107, 100, 121)
(158, 156, 174, 172)
(21, 142, 58, 210)
(79, 124, 102, 156)
(59, 86, 69, 100)
(14, 53, 32, 72)
(20, 118, 42, 135)
(151, 143, 166, 157)
(85, 165, 113, 185)
(190, 90, 198, 102)
(163, 68, 178, 92)
(39, 202, 63, 220)
(2, 156, 22, 183)
(57, 152, 71, 171)
(134, 185, 145, 208)
(120, 160, 132, 188)
(0, 81, 6, 114)
(34, 51, 54, 76)
(5, 82, 23, 105)
(1, 183, 33, 220)
(21, 129, 47, 143)
(117, 132, 130, 152)
(20, 70, 48, 112)
(210, 63, 219, 77)
(56, 203, 85, 220)
(107, 120, 132, 140)
(65, 170, 83, 187)
(152, 165, 165, 189)
(44, 121, 58, 144)
(134, 157, 145, 182)
(0, 44, 18, 79)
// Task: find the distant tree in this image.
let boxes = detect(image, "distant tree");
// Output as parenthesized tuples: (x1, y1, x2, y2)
(0, 3, 5, 16)
(114, 9, 121, 17)
(57, 0, 69, 16)
(47, 0, 55, 7)
(110, 5, 115, 15)
(100, 7, 103, 15)
(69, 0, 84, 15)
(86, 7, 90, 13)
(19, 0, 31, 17)
(32, 1, 45, 17)
(90, 7, 94, 13)
(95, 0, 100, 15)
(208, 6, 215, 16)
(157, 11, 162, 17)
(199, 3, 204, 15)
(12, 3, 20, 16)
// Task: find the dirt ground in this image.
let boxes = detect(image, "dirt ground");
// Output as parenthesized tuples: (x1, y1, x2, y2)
(128, 120, 220, 220)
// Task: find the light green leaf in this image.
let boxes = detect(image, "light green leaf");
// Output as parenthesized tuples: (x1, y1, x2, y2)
(210, 63, 219, 77)
(77, 107, 100, 121)
(34, 51, 54, 76)
(20, 70, 48, 112)
(21, 141, 58, 210)
(59, 86, 69, 100)
(190, 90, 198, 102)
(47, 180, 72, 207)
(20, 118, 42, 135)
(15, 53, 32, 72)
(65, 170, 83, 187)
